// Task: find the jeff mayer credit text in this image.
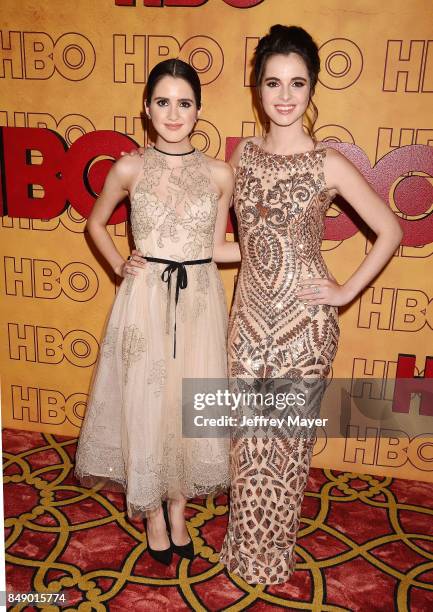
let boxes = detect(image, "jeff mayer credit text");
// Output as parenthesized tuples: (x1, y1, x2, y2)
(193, 415, 329, 428)
(192, 390, 328, 428)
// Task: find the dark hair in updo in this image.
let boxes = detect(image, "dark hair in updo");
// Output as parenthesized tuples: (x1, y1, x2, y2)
(254, 25, 320, 90)
(253, 25, 320, 135)
(145, 58, 201, 108)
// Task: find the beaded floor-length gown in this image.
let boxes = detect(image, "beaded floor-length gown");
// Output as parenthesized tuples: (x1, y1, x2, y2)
(75, 147, 230, 518)
(219, 140, 339, 584)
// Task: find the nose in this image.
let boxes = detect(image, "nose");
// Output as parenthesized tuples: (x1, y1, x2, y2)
(167, 103, 179, 121)
(279, 85, 292, 101)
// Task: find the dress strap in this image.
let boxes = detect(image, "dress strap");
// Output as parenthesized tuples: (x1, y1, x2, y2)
(237, 139, 255, 167)
(312, 140, 327, 153)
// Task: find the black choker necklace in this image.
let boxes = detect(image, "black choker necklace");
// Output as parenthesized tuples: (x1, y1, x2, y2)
(153, 146, 195, 156)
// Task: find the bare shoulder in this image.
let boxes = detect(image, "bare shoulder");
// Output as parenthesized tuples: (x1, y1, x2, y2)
(322, 145, 367, 193)
(109, 153, 142, 189)
(205, 155, 233, 176)
(322, 145, 352, 168)
(113, 153, 142, 178)
(205, 156, 235, 190)
(323, 146, 356, 177)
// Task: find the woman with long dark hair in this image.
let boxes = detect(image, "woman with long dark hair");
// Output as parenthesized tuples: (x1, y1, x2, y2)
(218, 25, 402, 584)
(75, 58, 239, 566)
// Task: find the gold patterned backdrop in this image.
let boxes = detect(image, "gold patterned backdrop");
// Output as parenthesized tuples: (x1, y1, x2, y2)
(1, 0, 432, 481)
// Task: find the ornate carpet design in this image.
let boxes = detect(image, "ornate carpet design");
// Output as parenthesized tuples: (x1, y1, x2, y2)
(3, 428, 433, 611)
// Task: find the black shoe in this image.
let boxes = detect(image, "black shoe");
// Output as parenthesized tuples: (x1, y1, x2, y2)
(146, 513, 172, 566)
(163, 501, 195, 560)
(147, 544, 172, 566)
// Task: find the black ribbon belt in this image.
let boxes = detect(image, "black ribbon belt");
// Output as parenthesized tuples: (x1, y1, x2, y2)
(142, 256, 212, 358)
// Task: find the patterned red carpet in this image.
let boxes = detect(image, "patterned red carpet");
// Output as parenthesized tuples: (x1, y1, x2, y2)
(3, 428, 433, 611)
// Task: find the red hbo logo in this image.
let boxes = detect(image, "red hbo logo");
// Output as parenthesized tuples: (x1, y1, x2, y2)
(1, 129, 432, 247)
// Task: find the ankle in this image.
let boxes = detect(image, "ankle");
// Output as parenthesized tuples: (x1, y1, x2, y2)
(168, 498, 186, 509)
(168, 499, 187, 518)
(147, 509, 166, 530)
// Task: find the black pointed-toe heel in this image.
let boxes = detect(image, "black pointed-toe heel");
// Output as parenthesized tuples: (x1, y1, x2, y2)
(163, 501, 195, 560)
(147, 543, 172, 566)
(146, 512, 172, 566)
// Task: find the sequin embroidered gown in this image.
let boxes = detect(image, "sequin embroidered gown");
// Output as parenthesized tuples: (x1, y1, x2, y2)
(75, 148, 230, 517)
(219, 141, 339, 584)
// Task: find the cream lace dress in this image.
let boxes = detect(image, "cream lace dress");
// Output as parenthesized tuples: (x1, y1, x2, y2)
(75, 147, 230, 518)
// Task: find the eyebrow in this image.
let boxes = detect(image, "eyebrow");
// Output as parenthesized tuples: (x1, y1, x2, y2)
(264, 76, 307, 82)
(154, 96, 194, 102)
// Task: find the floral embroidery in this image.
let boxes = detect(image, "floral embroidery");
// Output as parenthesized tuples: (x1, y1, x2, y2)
(192, 297, 206, 319)
(122, 325, 146, 382)
(145, 263, 161, 288)
(182, 194, 218, 258)
(130, 148, 219, 259)
(100, 326, 119, 357)
(131, 191, 167, 242)
(196, 265, 210, 294)
(157, 206, 179, 249)
(147, 359, 167, 396)
(124, 275, 134, 295)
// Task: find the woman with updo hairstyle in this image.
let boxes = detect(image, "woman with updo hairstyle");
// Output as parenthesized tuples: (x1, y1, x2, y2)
(75, 58, 239, 567)
(219, 25, 402, 584)
(254, 24, 321, 137)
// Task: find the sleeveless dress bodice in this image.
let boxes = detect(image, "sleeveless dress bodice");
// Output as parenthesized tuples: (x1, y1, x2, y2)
(229, 140, 339, 379)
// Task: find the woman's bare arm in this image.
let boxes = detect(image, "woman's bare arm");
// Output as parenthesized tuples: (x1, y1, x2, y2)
(87, 156, 146, 277)
(297, 148, 403, 306)
(212, 160, 241, 263)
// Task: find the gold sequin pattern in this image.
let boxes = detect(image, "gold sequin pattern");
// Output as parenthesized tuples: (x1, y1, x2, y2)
(220, 141, 340, 584)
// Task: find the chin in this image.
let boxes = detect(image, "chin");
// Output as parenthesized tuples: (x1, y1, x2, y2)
(269, 116, 298, 128)
(268, 111, 304, 128)
(160, 129, 191, 143)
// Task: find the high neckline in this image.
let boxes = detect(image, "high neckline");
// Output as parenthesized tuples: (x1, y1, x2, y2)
(249, 140, 322, 158)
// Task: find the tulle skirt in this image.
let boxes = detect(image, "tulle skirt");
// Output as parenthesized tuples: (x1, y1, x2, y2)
(74, 261, 230, 518)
